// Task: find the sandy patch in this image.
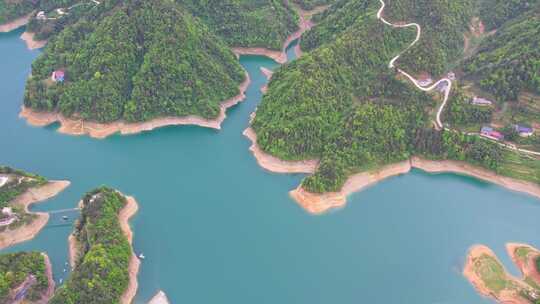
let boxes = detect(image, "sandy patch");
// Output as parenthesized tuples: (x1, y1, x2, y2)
(0, 13, 33, 33)
(148, 290, 170, 304)
(120, 196, 140, 304)
(463, 245, 531, 304)
(20, 31, 47, 50)
(0, 180, 70, 250)
(20, 72, 250, 139)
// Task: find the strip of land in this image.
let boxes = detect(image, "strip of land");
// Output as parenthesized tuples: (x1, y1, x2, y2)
(0, 180, 70, 250)
(68, 195, 139, 304)
(0, 13, 33, 33)
(20, 72, 250, 139)
(40, 253, 56, 304)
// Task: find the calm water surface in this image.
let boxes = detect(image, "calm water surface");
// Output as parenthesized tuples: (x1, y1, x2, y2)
(1, 27, 539, 303)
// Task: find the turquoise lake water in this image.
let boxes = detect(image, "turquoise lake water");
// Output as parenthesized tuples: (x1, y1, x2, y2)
(1, 27, 540, 303)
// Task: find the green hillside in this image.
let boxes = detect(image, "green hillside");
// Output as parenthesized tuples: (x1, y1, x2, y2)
(464, 4, 540, 102)
(179, 0, 299, 50)
(253, 0, 540, 193)
(24, 0, 246, 123)
(51, 187, 131, 304)
(252, 1, 435, 193)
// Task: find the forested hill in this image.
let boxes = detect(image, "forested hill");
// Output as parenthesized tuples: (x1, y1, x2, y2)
(178, 0, 299, 50)
(252, 0, 435, 193)
(301, 0, 474, 77)
(464, 2, 540, 102)
(0, 0, 34, 25)
(478, 0, 539, 31)
(24, 0, 246, 123)
(253, 0, 540, 193)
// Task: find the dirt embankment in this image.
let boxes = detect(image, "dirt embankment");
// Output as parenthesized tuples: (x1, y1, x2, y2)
(0, 180, 70, 250)
(20, 31, 47, 50)
(20, 72, 250, 139)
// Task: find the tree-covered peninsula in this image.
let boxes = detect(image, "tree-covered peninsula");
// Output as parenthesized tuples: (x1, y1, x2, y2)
(251, 0, 540, 198)
(23, 0, 246, 124)
(52, 187, 137, 304)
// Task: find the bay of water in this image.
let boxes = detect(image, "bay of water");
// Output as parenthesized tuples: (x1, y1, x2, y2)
(1, 27, 539, 303)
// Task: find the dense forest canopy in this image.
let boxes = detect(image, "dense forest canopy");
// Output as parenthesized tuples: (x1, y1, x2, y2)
(254, 0, 539, 192)
(253, 0, 437, 193)
(0, 252, 49, 303)
(178, 0, 299, 50)
(478, 0, 539, 31)
(50, 187, 131, 304)
(24, 0, 246, 123)
(463, 3, 540, 102)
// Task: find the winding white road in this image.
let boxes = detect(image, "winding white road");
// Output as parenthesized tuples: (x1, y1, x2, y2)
(376, 0, 540, 156)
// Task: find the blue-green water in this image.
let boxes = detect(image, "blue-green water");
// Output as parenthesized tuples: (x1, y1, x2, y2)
(1, 27, 540, 303)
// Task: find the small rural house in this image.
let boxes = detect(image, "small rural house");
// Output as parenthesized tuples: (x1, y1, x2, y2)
(471, 97, 493, 106)
(481, 126, 504, 140)
(515, 125, 534, 137)
(51, 70, 65, 82)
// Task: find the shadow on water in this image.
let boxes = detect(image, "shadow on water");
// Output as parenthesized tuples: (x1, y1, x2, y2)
(0, 32, 537, 304)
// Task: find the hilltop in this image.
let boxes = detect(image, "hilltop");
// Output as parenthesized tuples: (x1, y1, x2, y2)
(22, 0, 246, 128)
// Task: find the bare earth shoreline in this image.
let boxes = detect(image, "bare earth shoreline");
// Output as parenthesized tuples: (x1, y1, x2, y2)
(244, 126, 540, 214)
(68, 195, 139, 304)
(20, 31, 47, 50)
(0, 13, 33, 33)
(20, 72, 250, 139)
(0, 180, 70, 250)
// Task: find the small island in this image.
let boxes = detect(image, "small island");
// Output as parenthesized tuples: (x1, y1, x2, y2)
(0, 166, 70, 249)
(0, 251, 55, 304)
(464, 244, 540, 304)
(53, 187, 138, 304)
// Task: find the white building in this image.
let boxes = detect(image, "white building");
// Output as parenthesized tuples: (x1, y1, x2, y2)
(471, 96, 493, 106)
